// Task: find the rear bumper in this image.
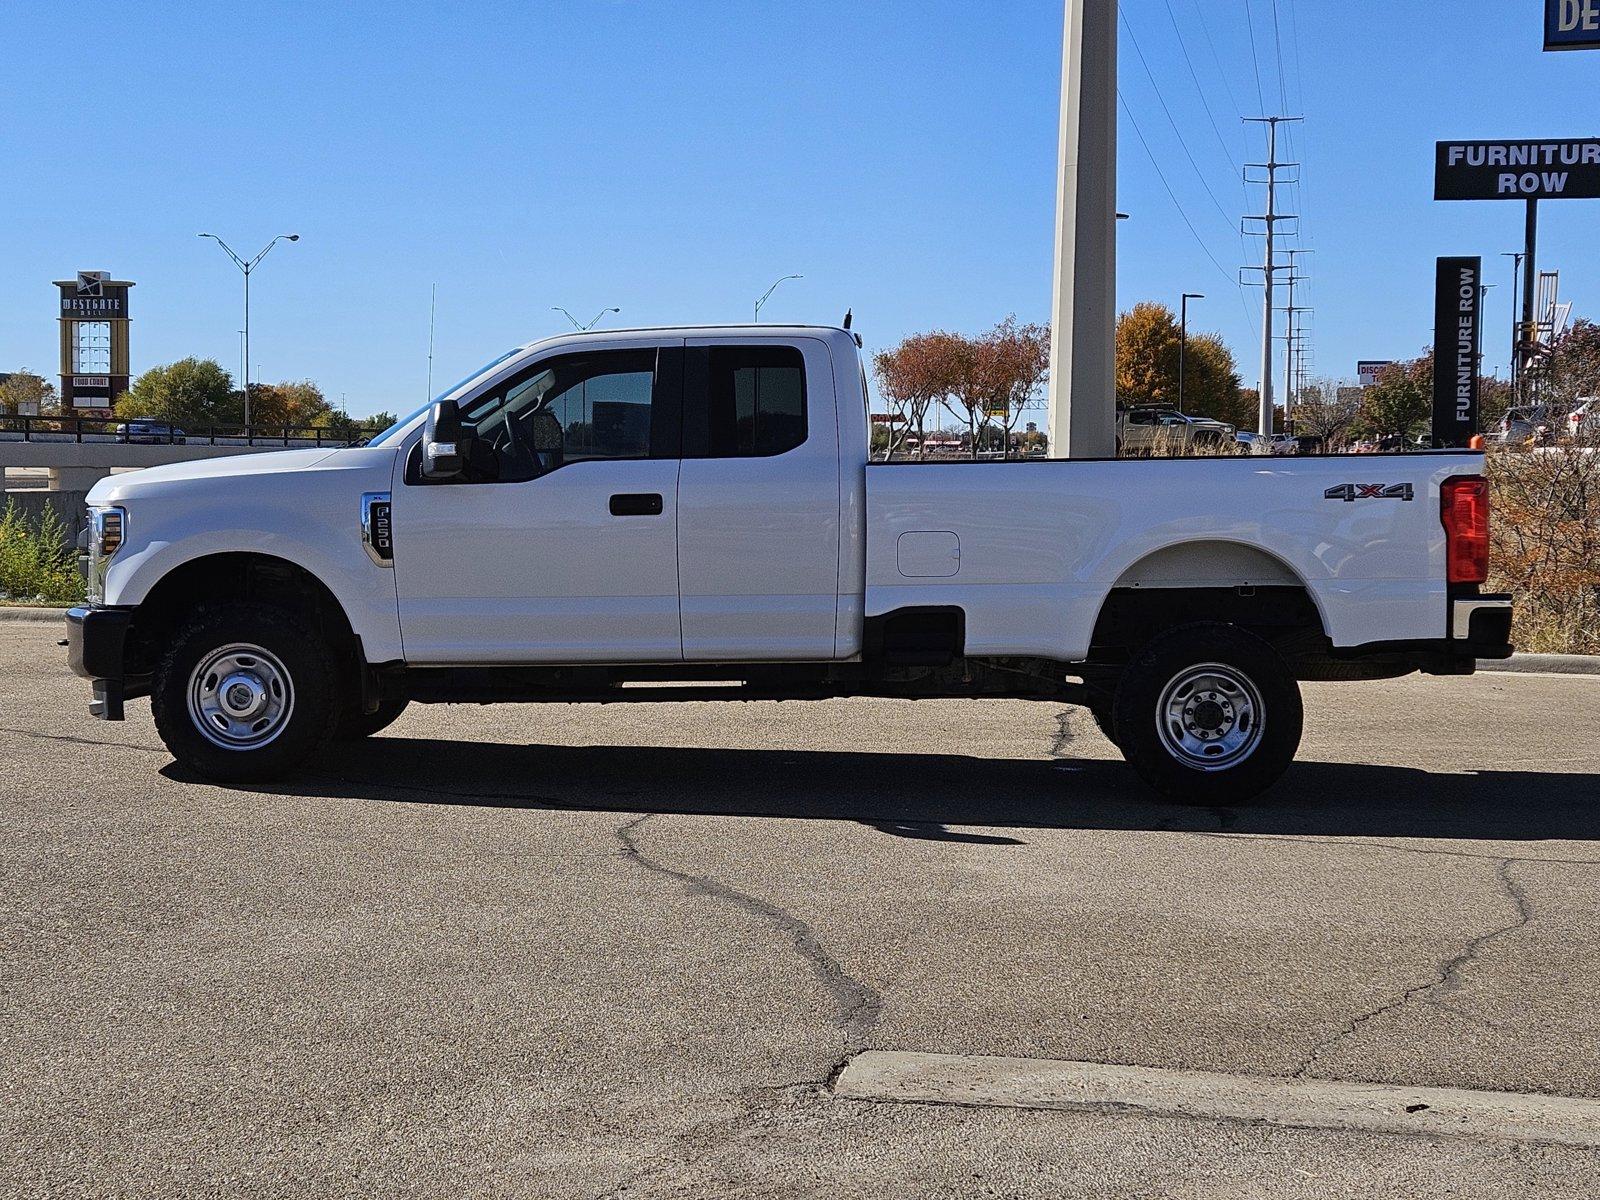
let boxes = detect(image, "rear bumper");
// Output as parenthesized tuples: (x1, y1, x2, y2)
(1452, 594, 1514, 656)
(66, 605, 133, 720)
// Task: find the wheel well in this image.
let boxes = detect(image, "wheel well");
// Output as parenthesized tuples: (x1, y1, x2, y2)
(125, 553, 359, 681)
(1088, 585, 1327, 667)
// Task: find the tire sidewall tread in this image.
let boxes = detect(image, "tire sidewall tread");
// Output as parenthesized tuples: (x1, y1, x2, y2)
(1113, 621, 1303, 804)
(151, 602, 337, 783)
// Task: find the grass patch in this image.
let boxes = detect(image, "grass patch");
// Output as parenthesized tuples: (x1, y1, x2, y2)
(0, 499, 84, 606)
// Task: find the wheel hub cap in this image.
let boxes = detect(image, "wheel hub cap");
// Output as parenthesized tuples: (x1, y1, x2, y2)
(188, 644, 294, 751)
(1157, 663, 1264, 772)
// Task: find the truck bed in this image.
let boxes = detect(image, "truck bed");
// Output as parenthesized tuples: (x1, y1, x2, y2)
(864, 453, 1485, 662)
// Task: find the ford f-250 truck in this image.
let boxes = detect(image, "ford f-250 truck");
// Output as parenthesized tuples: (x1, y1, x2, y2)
(67, 325, 1513, 801)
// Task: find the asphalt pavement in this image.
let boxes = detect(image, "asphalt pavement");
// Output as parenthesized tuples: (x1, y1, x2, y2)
(3, 619, 1599, 1197)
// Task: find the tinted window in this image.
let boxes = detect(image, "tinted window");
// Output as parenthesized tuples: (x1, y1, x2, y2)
(704, 346, 807, 457)
(458, 349, 659, 483)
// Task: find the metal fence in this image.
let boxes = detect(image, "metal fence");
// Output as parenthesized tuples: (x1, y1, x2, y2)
(0, 415, 356, 447)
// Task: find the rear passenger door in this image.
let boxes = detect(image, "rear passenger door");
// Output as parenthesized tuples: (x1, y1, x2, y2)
(676, 337, 841, 661)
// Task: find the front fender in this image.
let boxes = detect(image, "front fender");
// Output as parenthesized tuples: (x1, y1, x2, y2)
(102, 459, 403, 662)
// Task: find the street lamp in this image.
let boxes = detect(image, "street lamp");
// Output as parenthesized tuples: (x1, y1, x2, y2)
(198, 232, 300, 428)
(754, 275, 802, 322)
(1178, 293, 1205, 413)
(553, 306, 620, 331)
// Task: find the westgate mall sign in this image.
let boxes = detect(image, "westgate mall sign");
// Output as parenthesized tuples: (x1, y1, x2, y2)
(1435, 139, 1600, 200)
(1547, 0, 1600, 50)
(1433, 257, 1482, 448)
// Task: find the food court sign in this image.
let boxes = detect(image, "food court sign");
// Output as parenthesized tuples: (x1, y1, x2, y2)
(1547, 0, 1600, 50)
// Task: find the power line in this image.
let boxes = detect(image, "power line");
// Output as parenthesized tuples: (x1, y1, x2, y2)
(1119, 7, 1240, 240)
(1188, 0, 1246, 123)
(1119, 90, 1255, 329)
(1269, 0, 1290, 113)
(1159, 0, 1240, 175)
(1242, 0, 1268, 115)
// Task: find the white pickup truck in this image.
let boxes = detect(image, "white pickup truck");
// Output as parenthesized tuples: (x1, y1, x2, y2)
(68, 324, 1512, 801)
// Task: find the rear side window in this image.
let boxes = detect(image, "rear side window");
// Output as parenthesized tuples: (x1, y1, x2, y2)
(686, 345, 808, 458)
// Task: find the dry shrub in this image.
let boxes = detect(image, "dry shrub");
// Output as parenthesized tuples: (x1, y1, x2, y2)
(1487, 445, 1600, 654)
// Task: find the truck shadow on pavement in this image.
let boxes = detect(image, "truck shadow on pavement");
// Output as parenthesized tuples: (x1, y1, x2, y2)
(212, 734, 1600, 846)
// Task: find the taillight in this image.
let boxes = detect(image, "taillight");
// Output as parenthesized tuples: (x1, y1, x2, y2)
(1441, 476, 1489, 585)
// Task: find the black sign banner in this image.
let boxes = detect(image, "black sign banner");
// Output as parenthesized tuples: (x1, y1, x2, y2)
(1433, 257, 1482, 447)
(1547, 0, 1600, 50)
(1436, 139, 1600, 200)
(58, 284, 130, 319)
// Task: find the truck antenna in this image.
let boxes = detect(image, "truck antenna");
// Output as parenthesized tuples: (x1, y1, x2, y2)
(427, 284, 437, 401)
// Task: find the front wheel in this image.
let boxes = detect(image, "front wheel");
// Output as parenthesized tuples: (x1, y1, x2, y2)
(151, 602, 338, 783)
(1112, 623, 1302, 804)
(334, 693, 410, 740)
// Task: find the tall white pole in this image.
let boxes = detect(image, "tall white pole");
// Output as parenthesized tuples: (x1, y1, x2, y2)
(1046, 0, 1118, 460)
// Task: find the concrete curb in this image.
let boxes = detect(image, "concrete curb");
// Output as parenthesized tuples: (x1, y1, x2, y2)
(0, 607, 69, 624)
(1479, 654, 1600, 676)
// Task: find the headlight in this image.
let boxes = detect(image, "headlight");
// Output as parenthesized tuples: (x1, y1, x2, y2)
(86, 506, 127, 605)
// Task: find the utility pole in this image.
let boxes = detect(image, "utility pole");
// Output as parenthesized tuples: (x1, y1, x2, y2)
(1280, 247, 1313, 432)
(1178, 293, 1204, 413)
(1242, 117, 1301, 441)
(1046, 0, 1118, 459)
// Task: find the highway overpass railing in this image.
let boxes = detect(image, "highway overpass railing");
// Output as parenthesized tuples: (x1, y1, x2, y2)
(0, 415, 359, 448)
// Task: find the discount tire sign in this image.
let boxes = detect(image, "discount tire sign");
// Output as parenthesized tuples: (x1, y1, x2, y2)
(1435, 140, 1600, 200)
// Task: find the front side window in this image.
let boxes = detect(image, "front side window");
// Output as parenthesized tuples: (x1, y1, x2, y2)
(455, 349, 659, 483)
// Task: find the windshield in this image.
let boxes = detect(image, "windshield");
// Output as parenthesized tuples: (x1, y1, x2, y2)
(364, 348, 523, 447)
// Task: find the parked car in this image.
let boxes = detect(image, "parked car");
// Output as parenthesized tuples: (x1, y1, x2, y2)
(1566, 398, 1600, 441)
(1116, 406, 1235, 455)
(69, 323, 1510, 802)
(114, 420, 186, 444)
(1490, 407, 1550, 446)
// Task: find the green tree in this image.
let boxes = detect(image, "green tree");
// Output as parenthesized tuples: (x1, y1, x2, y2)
(247, 379, 334, 428)
(117, 358, 239, 427)
(1357, 363, 1431, 441)
(0, 370, 59, 415)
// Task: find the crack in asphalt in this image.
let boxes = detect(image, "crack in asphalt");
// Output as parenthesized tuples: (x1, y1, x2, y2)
(1291, 858, 1534, 1078)
(615, 813, 883, 1070)
(591, 814, 885, 1199)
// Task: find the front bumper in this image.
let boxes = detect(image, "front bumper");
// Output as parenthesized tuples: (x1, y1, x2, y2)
(66, 606, 134, 720)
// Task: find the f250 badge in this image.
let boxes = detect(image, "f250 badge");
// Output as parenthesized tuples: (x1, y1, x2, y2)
(1324, 483, 1415, 503)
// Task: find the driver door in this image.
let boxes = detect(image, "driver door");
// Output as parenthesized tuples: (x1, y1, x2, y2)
(390, 339, 685, 663)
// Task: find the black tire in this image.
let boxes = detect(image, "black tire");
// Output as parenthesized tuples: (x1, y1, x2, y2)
(334, 693, 410, 741)
(151, 601, 338, 783)
(1112, 622, 1302, 804)
(1087, 696, 1122, 751)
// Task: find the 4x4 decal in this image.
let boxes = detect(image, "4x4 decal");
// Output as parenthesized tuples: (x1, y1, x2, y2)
(1324, 483, 1415, 503)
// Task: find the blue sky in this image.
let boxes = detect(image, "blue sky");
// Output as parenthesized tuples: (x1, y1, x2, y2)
(3, 1, 1596, 418)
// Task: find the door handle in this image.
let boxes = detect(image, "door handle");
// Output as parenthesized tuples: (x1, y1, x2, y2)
(609, 492, 664, 517)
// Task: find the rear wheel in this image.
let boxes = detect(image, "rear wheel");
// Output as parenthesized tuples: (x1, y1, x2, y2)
(1113, 622, 1302, 804)
(152, 602, 338, 783)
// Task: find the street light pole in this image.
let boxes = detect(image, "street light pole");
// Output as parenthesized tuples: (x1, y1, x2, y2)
(754, 275, 802, 322)
(1178, 293, 1204, 413)
(553, 306, 621, 331)
(199, 232, 300, 429)
(1501, 251, 1525, 400)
